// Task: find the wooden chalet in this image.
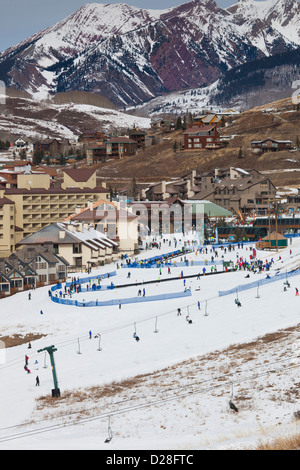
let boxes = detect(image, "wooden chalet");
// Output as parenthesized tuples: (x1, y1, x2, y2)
(251, 138, 293, 153)
(183, 124, 221, 150)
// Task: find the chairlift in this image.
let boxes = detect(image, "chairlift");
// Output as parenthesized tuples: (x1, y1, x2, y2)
(77, 338, 82, 354)
(43, 351, 48, 369)
(104, 416, 113, 443)
(229, 400, 239, 413)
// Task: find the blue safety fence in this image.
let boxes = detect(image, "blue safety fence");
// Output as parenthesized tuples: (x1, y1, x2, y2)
(50, 288, 192, 307)
(125, 248, 192, 269)
(66, 270, 116, 286)
(124, 259, 223, 268)
(218, 268, 300, 297)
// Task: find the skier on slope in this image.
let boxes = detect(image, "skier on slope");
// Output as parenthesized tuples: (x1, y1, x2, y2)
(229, 400, 238, 413)
(133, 332, 140, 342)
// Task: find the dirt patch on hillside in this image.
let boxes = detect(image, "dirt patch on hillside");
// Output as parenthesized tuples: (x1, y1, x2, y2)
(35, 322, 300, 410)
(0, 333, 46, 348)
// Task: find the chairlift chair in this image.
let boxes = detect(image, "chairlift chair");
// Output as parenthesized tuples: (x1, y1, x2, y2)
(104, 416, 113, 443)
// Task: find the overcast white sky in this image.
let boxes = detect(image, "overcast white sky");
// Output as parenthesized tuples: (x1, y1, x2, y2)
(0, 0, 237, 52)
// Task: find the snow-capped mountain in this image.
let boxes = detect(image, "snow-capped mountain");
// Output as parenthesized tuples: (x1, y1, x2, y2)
(0, 0, 299, 108)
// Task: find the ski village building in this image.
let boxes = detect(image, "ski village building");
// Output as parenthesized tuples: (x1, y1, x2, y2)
(183, 123, 221, 150)
(250, 138, 293, 153)
(0, 167, 110, 257)
(0, 247, 69, 298)
(17, 222, 119, 271)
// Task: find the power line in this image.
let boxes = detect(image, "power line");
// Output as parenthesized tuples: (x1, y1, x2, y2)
(0, 359, 299, 444)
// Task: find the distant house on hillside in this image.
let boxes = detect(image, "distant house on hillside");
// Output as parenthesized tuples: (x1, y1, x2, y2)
(150, 118, 175, 132)
(86, 144, 107, 165)
(193, 114, 223, 128)
(79, 130, 107, 146)
(14, 138, 30, 148)
(183, 124, 221, 150)
(128, 128, 146, 149)
(33, 139, 70, 158)
(251, 138, 293, 153)
(106, 137, 137, 159)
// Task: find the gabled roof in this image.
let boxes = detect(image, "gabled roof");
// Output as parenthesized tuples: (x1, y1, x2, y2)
(106, 137, 136, 144)
(0, 197, 15, 205)
(18, 222, 118, 250)
(251, 138, 292, 144)
(184, 125, 215, 134)
(63, 169, 96, 182)
(0, 271, 10, 283)
(65, 200, 138, 222)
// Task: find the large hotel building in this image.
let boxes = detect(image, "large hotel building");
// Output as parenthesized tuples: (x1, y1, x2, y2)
(0, 166, 110, 257)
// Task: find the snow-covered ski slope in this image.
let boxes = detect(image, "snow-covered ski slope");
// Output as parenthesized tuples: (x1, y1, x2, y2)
(1, 235, 300, 450)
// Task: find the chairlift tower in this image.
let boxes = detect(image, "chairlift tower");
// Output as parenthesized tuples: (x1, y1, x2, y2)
(38, 345, 60, 398)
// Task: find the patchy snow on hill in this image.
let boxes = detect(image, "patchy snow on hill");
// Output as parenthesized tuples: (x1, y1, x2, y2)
(1, 234, 300, 450)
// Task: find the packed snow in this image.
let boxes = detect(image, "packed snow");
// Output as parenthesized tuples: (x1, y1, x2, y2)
(1, 233, 300, 450)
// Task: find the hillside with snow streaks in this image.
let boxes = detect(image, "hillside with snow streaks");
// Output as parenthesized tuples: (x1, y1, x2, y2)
(0, 94, 151, 142)
(0, 0, 299, 107)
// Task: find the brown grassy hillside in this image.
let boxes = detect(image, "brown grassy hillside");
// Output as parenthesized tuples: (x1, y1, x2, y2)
(93, 97, 300, 188)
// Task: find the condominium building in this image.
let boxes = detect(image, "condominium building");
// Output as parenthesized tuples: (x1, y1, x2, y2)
(0, 195, 16, 256)
(0, 169, 110, 257)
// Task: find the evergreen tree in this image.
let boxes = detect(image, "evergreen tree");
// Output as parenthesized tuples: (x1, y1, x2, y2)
(33, 149, 44, 165)
(59, 153, 66, 166)
(175, 116, 182, 130)
(130, 177, 138, 200)
(19, 149, 27, 160)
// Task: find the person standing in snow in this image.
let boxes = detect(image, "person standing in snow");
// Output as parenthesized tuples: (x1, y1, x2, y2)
(36, 376, 40, 386)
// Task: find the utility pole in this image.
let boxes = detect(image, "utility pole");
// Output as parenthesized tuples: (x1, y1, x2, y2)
(38, 345, 60, 398)
(275, 199, 278, 252)
(268, 198, 271, 249)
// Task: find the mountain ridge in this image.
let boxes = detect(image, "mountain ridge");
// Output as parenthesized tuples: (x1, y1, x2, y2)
(0, 0, 299, 107)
